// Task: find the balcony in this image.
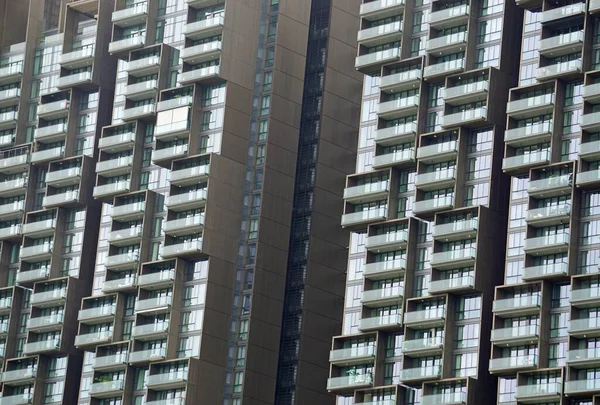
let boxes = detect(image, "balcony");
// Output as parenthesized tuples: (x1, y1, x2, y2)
(78, 305, 116, 324)
(327, 374, 373, 392)
(344, 181, 389, 204)
(157, 95, 194, 112)
(166, 190, 207, 211)
(358, 313, 402, 332)
(135, 295, 172, 314)
(0, 64, 23, 85)
(93, 353, 128, 371)
(93, 180, 131, 199)
(432, 218, 478, 241)
(416, 141, 458, 164)
(365, 230, 408, 253)
(22, 219, 56, 237)
(102, 276, 137, 293)
(541, 3, 584, 24)
(181, 41, 222, 65)
(523, 232, 570, 255)
(34, 123, 67, 142)
(105, 251, 139, 271)
(378, 95, 419, 120)
(413, 196, 454, 216)
(178, 65, 220, 85)
(59, 47, 94, 69)
(169, 164, 210, 186)
(359, 0, 405, 21)
(131, 321, 170, 340)
(0, 89, 20, 109)
(355, 48, 400, 71)
(112, 201, 145, 221)
(429, 275, 475, 294)
(415, 168, 456, 191)
(522, 262, 568, 281)
(571, 287, 600, 308)
(124, 79, 158, 101)
(152, 144, 188, 163)
(127, 55, 160, 77)
(569, 317, 600, 337)
(0, 133, 15, 148)
(129, 347, 166, 364)
(1, 367, 36, 385)
(492, 294, 541, 317)
(146, 371, 188, 389)
(16, 268, 49, 284)
(329, 345, 376, 366)
(0, 154, 28, 174)
(43, 190, 79, 208)
(565, 379, 600, 395)
(107, 226, 143, 246)
(37, 100, 69, 120)
(580, 140, 600, 161)
(507, 94, 554, 118)
(0, 111, 17, 129)
(515, 382, 562, 403)
(402, 336, 444, 356)
(137, 270, 175, 290)
(99, 132, 136, 151)
(359, 22, 403, 48)
(537, 59, 581, 81)
(23, 338, 61, 355)
(163, 215, 205, 236)
(0, 200, 24, 220)
(398, 365, 441, 383)
(74, 330, 113, 347)
(441, 107, 487, 128)
(593, 0, 600, 14)
(154, 120, 190, 141)
(429, 4, 470, 29)
(121, 103, 155, 121)
(489, 354, 538, 373)
(430, 247, 476, 270)
(56, 71, 92, 88)
(183, 16, 225, 40)
(502, 151, 550, 172)
(539, 32, 583, 57)
(361, 286, 403, 307)
(379, 69, 420, 94)
(46, 167, 81, 186)
(31, 146, 65, 164)
(404, 307, 445, 328)
(444, 80, 488, 105)
(27, 313, 63, 332)
(426, 32, 467, 55)
(161, 240, 203, 258)
(577, 169, 600, 188)
(89, 380, 125, 398)
(526, 204, 571, 226)
(422, 393, 467, 405)
(581, 111, 600, 132)
(583, 83, 600, 107)
(0, 224, 20, 240)
(490, 324, 539, 346)
(0, 297, 11, 314)
(374, 123, 417, 146)
(31, 288, 66, 307)
(341, 207, 387, 228)
(567, 347, 600, 368)
(363, 259, 405, 280)
(20, 243, 53, 262)
(112, 2, 148, 27)
(0, 394, 33, 405)
(0, 178, 27, 197)
(528, 174, 572, 197)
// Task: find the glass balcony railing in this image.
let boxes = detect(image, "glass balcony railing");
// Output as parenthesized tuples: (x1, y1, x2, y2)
(90, 380, 125, 395)
(78, 305, 116, 322)
(569, 317, 600, 334)
(99, 132, 135, 150)
(523, 232, 569, 252)
(539, 32, 583, 55)
(441, 107, 487, 128)
(128, 347, 166, 363)
(93, 180, 131, 198)
(37, 100, 69, 117)
(432, 218, 478, 239)
(31, 146, 65, 163)
(107, 226, 142, 243)
(528, 174, 572, 194)
(327, 374, 373, 390)
(415, 168, 456, 188)
(404, 308, 445, 325)
(413, 196, 454, 214)
(31, 288, 66, 305)
(74, 330, 112, 346)
(426, 32, 467, 52)
(161, 239, 203, 257)
(0, 393, 33, 405)
(22, 219, 56, 235)
(372, 147, 414, 167)
(363, 259, 405, 278)
(121, 103, 155, 120)
(0, 297, 12, 312)
(358, 21, 402, 43)
(0, 111, 17, 126)
(344, 181, 389, 200)
(163, 215, 205, 233)
(341, 207, 387, 227)
(417, 141, 458, 160)
(423, 58, 464, 78)
(0, 177, 26, 195)
(0, 64, 23, 80)
(183, 15, 225, 37)
(102, 276, 136, 293)
(131, 321, 169, 338)
(34, 123, 67, 140)
(127, 55, 160, 74)
(135, 296, 172, 312)
(580, 140, 600, 159)
(502, 150, 550, 171)
(138, 270, 175, 288)
(157, 95, 194, 112)
(23, 338, 61, 354)
(16, 268, 49, 284)
(365, 231, 408, 251)
(56, 71, 92, 88)
(565, 379, 600, 394)
(399, 365, 441, 381)
(112, 2, 148, 24)
(493, 294, 541, 313)
(152, 144, 188, 162)
(507, 94, 554, 115)
(379, 69, 420, 92)
(329, 345, 376, 363)
(93, 352, 128, 370)
(378, 95, 419, 116)
(430, 4, 470, 26)
(491, 324, 539, 342)
(522, 262, 568, 280)
(592, 0, 600, 13)
(178, 65, 220, 84)
(96, 156, 134, 175)
(0, 153, 28, 170)
(44, 191, 78, 206)
(567, 347, 600, 364)
(360, 0, 405, 17)
(429, 276, 475, 293)
(421, 392, 467, 405)
(571, 288, 600, 304)
(581, 111, 600, 131)
(526, 204, 571, 223)
(430, 248, 476, 266)
(362, 286, 403, 304)
(537, 59, 581, 80)
(27, 313, 63, 330)
(355, 48, 400, 69)
(374, 123, 417, 145)
(402, 336, 444, 353)
(444, 80, 487, 102)
(20, 243, 53, 260)
(577, 169, 600, 186)
(541, 3, 584, 23)
(516, 383, 563, 400)
(1, 367, 36, 383)
(105, 251, 138, 268)
(146, 371, 188, 388)
(489, 354, 538, 371)
(112, 201, 145, 219)
(0, 224, 20, 240)
(145, 399, 186, 405)
(181, 41, 222, 62)
(124, 79, 158, 98)
(59, 47, 94, 66)
(155, 120, 190, 139)
(505, 122, 553, 146)
(355, 401, 395, 405)
(359, 313, 402, 331)
(0, 133, 15, 148)
(166, 190, 207, 208)
(45, 167, 81, 185)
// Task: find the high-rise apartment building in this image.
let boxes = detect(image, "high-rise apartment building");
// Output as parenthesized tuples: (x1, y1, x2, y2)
(329, 1, 600, 405)
(0, 0, 363, 404)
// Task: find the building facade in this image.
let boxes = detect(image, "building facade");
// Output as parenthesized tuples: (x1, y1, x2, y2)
(0, 0, 362, 405)
(330, 1, 600, 405)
